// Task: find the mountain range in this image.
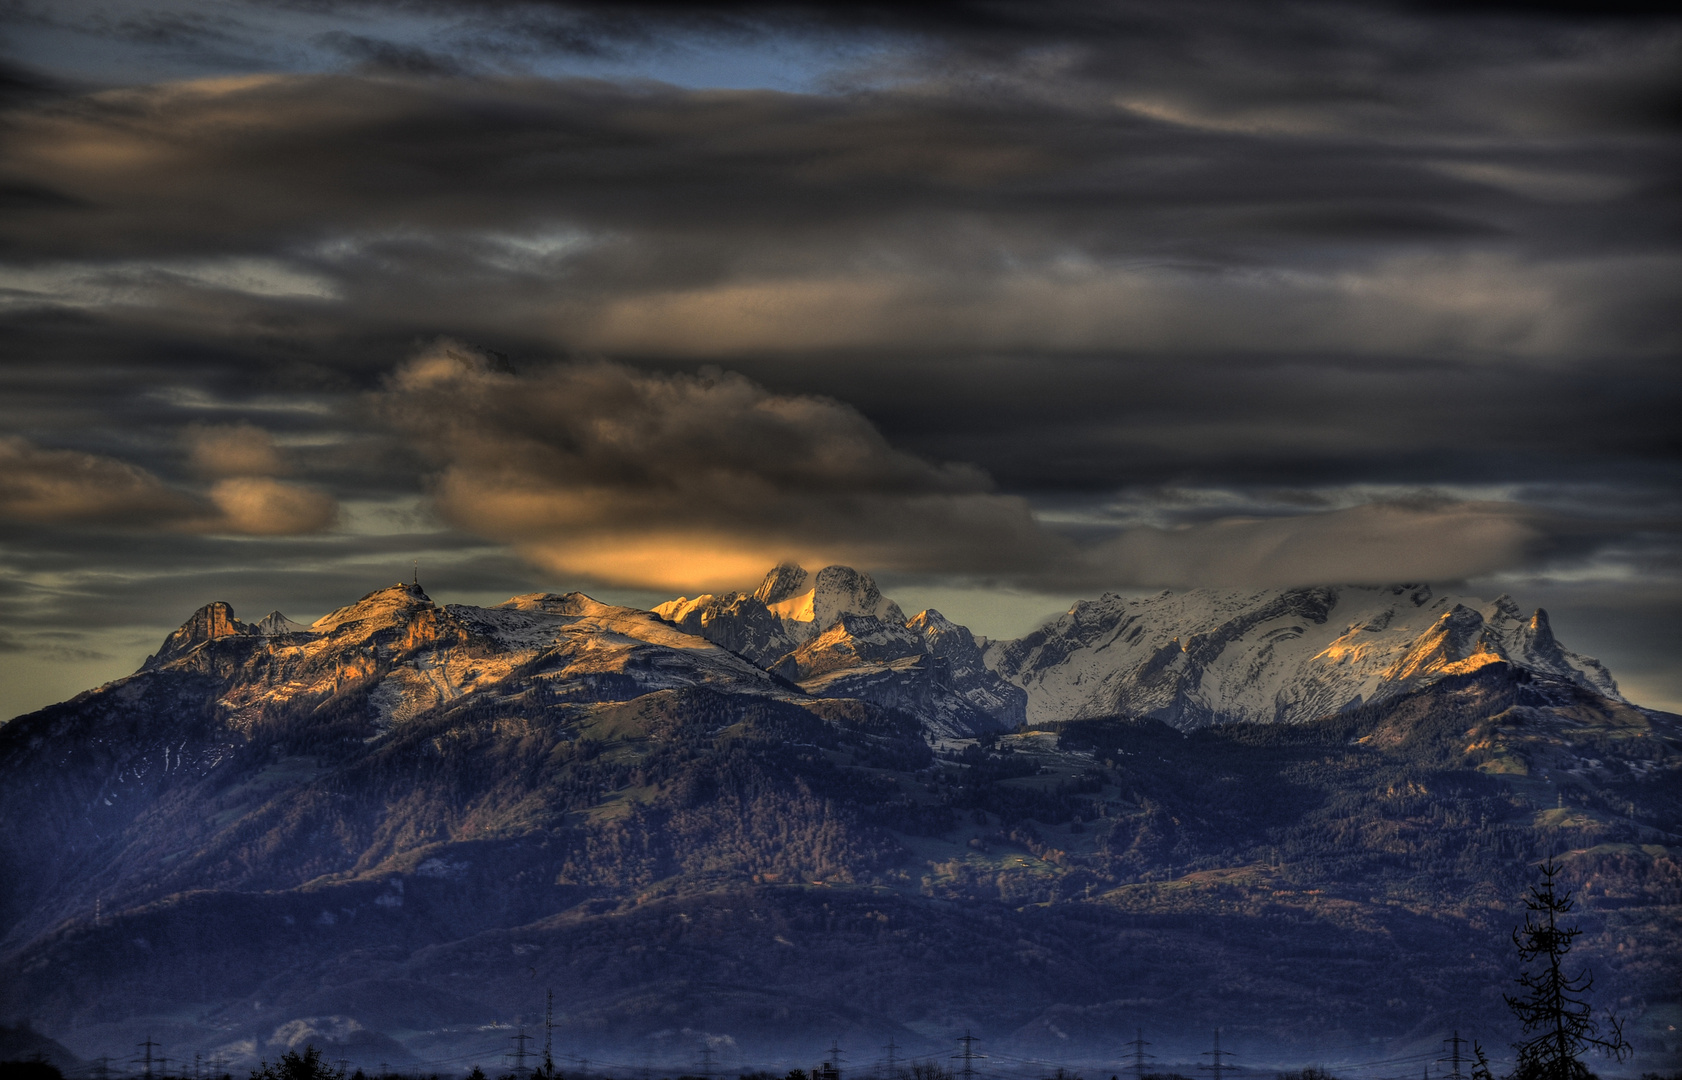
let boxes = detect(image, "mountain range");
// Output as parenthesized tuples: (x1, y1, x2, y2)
(0, 565, 1676, 1074)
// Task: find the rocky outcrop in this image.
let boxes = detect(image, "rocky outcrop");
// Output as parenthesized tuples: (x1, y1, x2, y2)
(659, 567, 1022, 736)
(908, 609, 1027, 728)
(652, 590, 795, 667)
(754, 563, 906, 644)
(772, 613, 1012, 739)
(142, 600, 253, 669)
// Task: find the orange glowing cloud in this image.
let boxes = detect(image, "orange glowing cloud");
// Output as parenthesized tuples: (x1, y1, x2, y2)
(0, 435, 337, 536)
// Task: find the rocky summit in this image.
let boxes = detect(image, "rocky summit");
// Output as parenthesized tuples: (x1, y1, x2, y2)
(0, 568, 1677, 1074)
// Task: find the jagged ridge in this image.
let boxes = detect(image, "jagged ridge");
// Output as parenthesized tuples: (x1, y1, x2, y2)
(985, 583, 1623, 729)
(657, 563, 1023, 735)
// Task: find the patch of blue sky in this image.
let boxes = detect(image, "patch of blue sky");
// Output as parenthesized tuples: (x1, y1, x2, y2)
(3, 0, 904, 94)
(520, 29, 895, 94)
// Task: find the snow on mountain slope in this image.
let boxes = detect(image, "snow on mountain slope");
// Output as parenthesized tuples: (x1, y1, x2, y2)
(985, 584, 1623, 729)
(753, 562, 906, 643)
(137, 575, 1628, 746)
(363, 593, 786, 729)
(773, 612, 925, 681)
(143, 584, 788, 733)
(253, 611, 308, 636)
(650, 590, 795, 666)
(798, 655, 993, 742)
(657, 566, 1022, 735)
(758, 613, 997, 738)
(651, 563, 905, 663)
(907, 609, 1027, 728)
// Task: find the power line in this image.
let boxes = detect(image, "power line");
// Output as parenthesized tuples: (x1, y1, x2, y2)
(543, 990, 556, 1080)
(884, 1039, 899, 1080)
(1200, 1029, 1236, 1080)
(134, 1037, 162, 1080)
(1126, 1029, 1153, 1080)
(1440, 1032, 1469, 1080)
(953, 1030, 983, 1080)
(509, 1028, 533, 1077)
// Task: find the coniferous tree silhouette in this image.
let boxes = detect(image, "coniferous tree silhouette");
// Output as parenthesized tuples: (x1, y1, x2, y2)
(1503, 860, 1630, 1080)
(249, 1046, 346, 1080)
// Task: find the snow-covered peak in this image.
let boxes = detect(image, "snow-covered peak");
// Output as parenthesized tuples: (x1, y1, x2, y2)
(759, 563, 907, 643)
(253, 611, 308, 637)
(776, 613, 923, 680)
(310, 582, 434, 635)
(652, 590, 794, 667)
(133, 580, 793, 736)
(907, 608, 982, 667)
(1381, 603, 1504, 684)
(906, 608, 959, 636)
(442, 592, 762, 659)
(497, 591, 616, 618)
(987, 583, 1624, 729)
(651, 593, 713, 623)
(753, 562, 810, 606)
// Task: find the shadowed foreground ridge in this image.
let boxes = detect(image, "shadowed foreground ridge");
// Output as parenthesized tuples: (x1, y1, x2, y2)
(0, 575, 1677, 1073)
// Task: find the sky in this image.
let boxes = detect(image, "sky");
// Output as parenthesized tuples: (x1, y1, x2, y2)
(0, 0, 1678, 718)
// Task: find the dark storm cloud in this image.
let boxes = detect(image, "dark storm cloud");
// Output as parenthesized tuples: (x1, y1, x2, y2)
(1, 67, 1674, 378)
(0, 0, 1678, 713)
(370, 341, 1563, 593)
(376, 341, 1056, 589)
(313, 32, 468, 76)
(1, 3, 1674, 462)
(722, 352, 1682, 494)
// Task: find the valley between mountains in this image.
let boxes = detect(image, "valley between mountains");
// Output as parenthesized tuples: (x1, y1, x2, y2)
(0, 565, 1677, 1072)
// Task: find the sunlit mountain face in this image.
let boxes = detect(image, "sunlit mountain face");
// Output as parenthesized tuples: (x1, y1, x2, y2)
(0, 1, 1679, 1076)
(1, 566, 1677, 1072)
